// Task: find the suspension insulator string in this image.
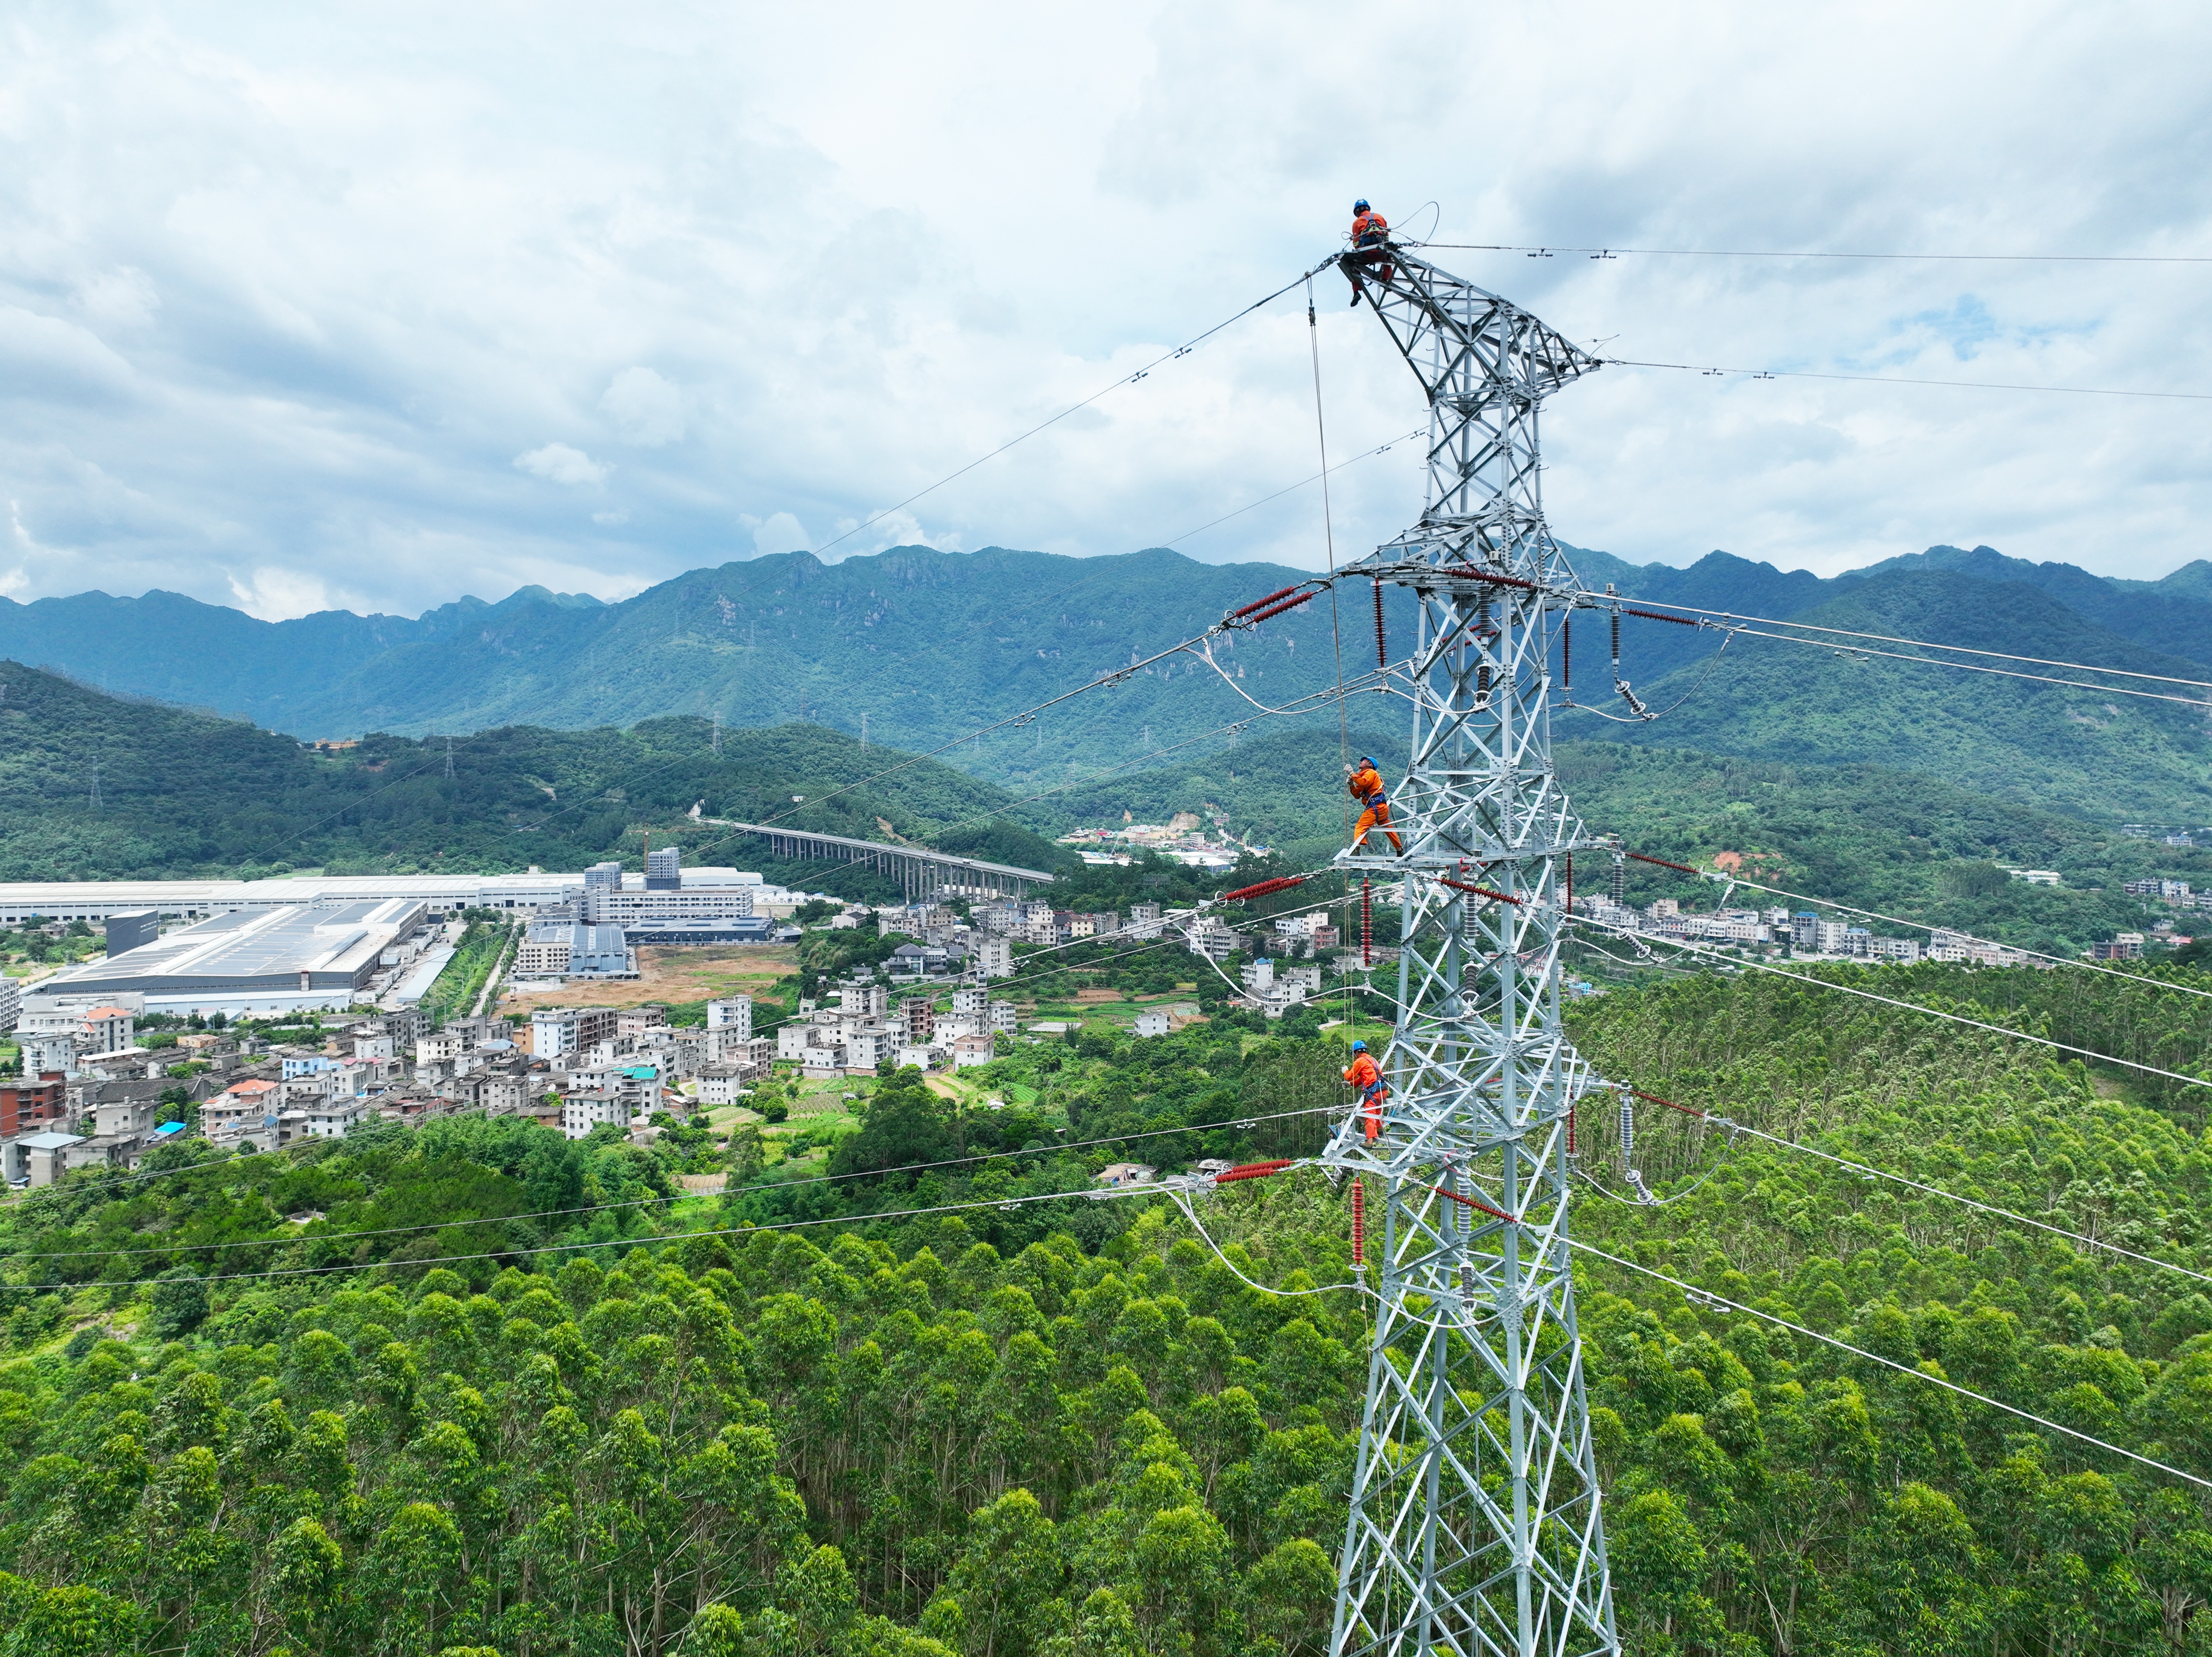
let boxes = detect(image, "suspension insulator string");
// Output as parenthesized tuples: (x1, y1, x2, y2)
(1373, 578, 1388, 670)
(1351, 1177, 1366, 1267)
(1362, 878, 1374, 966)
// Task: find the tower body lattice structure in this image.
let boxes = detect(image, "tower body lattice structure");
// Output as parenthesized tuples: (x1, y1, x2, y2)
(1323, 247, 1616, 1657)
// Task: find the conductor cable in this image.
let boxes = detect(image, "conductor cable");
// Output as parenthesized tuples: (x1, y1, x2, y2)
(1573, 1241, 2212, 1492)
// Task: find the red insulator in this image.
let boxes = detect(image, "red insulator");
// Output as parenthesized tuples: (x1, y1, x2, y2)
(1428, 1183, 1517, 1223)
(1361, 878, 1373, 966)
(1621, 605, 1701, 627)
(1351, 1177, 1366, 1267)
(1216, 1158, 1295, 1183)
(1246, 591, 1317, 625)
(1629, 1087, 1706, 1120)
(1563, 853, 1574, 915)
(1438, 876, 1523, 907)
(1230, 585, 1300, 619)
(1223, 874, 1306, 903)
(1626, 850, 1702, 878)
(1567, 1100, 1576, 1155)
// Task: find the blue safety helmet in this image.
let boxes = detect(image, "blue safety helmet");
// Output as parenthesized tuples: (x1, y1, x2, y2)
(1351, 1040, 1367, 1052)
(1361, 756, 1378, 768)
(1353, 199, 1370, 212)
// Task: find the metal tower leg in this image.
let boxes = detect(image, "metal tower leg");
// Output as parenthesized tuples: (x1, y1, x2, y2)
(1325, 248, 1617, 1657)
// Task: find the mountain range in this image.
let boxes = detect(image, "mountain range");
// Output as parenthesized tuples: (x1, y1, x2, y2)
(3, 537, 2207, 822)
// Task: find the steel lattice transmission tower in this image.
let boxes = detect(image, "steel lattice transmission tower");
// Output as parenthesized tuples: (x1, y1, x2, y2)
(1323, 246, 1617, 1657)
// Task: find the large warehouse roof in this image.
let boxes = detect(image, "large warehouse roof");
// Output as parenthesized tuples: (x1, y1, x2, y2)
(32, 898, 425, 1011)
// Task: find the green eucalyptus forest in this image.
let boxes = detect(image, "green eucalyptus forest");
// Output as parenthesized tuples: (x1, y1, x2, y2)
(0, 962, 2204, 1655)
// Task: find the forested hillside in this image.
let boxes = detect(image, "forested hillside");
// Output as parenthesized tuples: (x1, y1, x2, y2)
(6, 539, 2209, 803)
(1588, 570, 2212, 819)
(0, 960, 2207, 1652)
(0, 663, 1065, 884)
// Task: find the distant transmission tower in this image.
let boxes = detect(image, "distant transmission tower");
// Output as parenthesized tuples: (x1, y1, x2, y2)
(1324, 247, 1617, 1657)
(712, 711, 723, 755)
(88, 748, 102, 813)
(861, 712, 868, 751)
(444, 735, 455, 779)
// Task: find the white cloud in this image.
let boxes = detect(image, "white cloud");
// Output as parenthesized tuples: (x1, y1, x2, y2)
(0, 0, 2207, 622)
(514, 443, 608, 486)
(224, 565, 337, 621)
(600, 367, 685, 446)
(751, 512, 809, 557)
(592, 509, 630, 526)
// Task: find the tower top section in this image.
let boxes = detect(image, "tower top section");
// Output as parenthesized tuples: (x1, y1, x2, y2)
(1347, 245, 1601, 583)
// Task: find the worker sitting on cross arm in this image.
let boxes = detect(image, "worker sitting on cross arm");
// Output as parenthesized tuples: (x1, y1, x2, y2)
(1338, 199, 1394, 305)
(1343, 1039, 1387, 1141)
(1346, 755, 1404, 854)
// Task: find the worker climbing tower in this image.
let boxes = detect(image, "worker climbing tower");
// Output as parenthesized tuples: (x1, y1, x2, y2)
(1324, 246, 1617, 1657)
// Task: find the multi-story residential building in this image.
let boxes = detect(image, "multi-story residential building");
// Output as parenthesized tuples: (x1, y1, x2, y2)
(1134, 1010, 1171, 1038)
(975, 937, 1013, 978)
(901, 997, 935, 1045)
(0, 1074, 67, 1138)
(561, 1090, 632, 1140)
(987, 1000, 1020, 1035)
(530, 1006, 618, 1059)
(843, 984, 890, 1019)
(706, 997, 752, 1039)
(844, 1028, 894, 1072)
(695, 1065, 750, 1105)
(1185, 919, 1238, 963)
(952, 1034, 994, 1069)
(300, 1098, 374, 1138)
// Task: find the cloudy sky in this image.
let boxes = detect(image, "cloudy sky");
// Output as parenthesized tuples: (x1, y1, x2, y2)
(3, 1, 2209, 619)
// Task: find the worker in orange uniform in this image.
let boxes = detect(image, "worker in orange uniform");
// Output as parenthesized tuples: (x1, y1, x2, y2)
(1339, 199, 1394, 306)
(1346, 755, 1404, 854)
(1344, 1040, 1387, 1141)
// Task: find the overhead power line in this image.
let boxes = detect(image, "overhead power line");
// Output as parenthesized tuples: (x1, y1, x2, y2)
(1609, 596, 2212, 692)
(1668, 620, 2212, 710)
(1413, 242, 2212, 266)
(1569, 915, 2212, 1091)
(1707, 870, 2212, 1002)
(811, 258, 1333, 561)
(1606, 357, 2212, 403)
(1162, 426, 1426, 547)
(1711, 1115, 2212, 1288)
(1572, 1242, 2212, 1491)
(11, 1099, 1344, 1266)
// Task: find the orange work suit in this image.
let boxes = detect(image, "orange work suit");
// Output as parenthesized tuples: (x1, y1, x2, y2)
(1347, 764, 1403, 854)
(1340, 210, 1394, 299)
(1344, 1051, 1387, 1141)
